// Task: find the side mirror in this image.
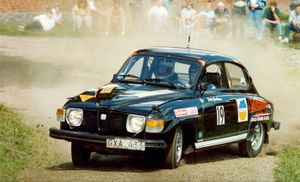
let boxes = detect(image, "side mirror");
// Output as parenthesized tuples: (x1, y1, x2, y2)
(112, 73, 118, 81)
(199, 82, 208, 93)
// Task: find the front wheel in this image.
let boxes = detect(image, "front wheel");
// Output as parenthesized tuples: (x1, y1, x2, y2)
(164, 127, 183, 169)
(71, 142, 91, 166)
(239, 123, 265, 157)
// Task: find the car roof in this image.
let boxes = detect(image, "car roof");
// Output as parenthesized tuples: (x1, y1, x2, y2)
(135, 47, 241, 66)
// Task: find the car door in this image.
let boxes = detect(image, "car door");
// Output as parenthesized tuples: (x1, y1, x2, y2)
(224, 62, 252, 134)
(200, 63, 239, 141)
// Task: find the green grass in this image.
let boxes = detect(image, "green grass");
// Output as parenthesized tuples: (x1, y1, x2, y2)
(0, 104, 36, 182)
(0, 22, 100, 37)
(274, 147, 300, 182)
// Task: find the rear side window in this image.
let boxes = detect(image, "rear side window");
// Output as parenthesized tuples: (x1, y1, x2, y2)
(201, 63, 227, 89)
(225, 63, 249, 89)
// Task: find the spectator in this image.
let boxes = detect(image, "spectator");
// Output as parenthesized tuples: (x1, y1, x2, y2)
(246, 0, 267, 40)
(179, 1, 197, 34)
(261, 0, 282, 41)
(148, 0, 169, 33)
(52, 3, 63, 25)
(164, 0, 173, 14)
(232, 0, 247, 39)
(282, 3, 300, 43)
(128, 0, 145, 32)
(198, 1, 216, 34)
(19, 8, 56, 31)
(73, 0, 92, 30)
(105, 0, 126, 35)
(87, 0, 100, 13)
(214, 2, 230, 36)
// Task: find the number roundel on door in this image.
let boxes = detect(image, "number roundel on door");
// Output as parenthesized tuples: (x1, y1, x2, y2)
(216, 105, 225, 125)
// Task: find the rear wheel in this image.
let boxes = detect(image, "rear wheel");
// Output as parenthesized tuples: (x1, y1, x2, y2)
(71, 142, 91, 166)
(239, 123, 265, 157)
(164, 127, 183, 169)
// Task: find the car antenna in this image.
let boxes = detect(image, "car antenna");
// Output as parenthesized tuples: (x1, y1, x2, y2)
(187, 33, 191, 51)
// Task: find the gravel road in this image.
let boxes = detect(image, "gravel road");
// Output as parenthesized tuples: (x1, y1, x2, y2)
(0, 35, 299, 182)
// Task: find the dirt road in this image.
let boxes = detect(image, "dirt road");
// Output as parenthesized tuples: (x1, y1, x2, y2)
(0, 35, 299, 181)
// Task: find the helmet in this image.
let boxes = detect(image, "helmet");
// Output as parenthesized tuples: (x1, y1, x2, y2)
(155, 59, 174, 79)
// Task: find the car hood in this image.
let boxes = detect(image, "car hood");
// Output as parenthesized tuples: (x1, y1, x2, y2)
(66, 83, 192, 115)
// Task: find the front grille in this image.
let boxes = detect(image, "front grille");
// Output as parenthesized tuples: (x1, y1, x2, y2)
(77, 110, 98, 132)
(98, 110, 128, 136)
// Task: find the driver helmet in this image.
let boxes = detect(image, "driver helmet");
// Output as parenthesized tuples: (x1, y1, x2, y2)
(155, 59, 175, 79)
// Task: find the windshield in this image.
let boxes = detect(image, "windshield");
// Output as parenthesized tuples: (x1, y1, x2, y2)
(115, 55, 202, 89)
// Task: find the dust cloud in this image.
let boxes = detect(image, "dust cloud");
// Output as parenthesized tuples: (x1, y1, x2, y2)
(0, 20, 299, 154)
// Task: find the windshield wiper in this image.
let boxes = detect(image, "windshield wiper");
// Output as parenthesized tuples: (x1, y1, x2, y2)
(116, 74, 145, 83)
(144, 78, 178, 89)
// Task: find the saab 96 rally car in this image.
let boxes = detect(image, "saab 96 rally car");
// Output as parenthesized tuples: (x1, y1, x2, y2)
(50, 47, 280, 169)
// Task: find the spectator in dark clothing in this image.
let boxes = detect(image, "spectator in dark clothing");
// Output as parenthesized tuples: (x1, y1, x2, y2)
(232, 0, 247, 39)
(214, 2, 230, 36)
(261, 0, 282, 41)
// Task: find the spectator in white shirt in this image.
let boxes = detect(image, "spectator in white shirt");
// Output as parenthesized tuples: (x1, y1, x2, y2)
(148, 0, 169, 33)
(180, 1, 197, 33)
(198, 1, 216, 33)
(19, 8, 56, 31)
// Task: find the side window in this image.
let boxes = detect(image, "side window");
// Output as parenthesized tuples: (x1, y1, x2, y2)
(201, 63, 227, 89)
(225, 63, 249, 89)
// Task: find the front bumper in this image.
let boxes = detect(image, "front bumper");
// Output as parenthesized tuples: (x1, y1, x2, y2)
(49, 127, 167, 149)
(271, 121, 280, 130)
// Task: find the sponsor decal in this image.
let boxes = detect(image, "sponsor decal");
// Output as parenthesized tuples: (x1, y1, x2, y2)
(237, 98, 248, 122)
(216, 105, 225, 125)
(248, 99, 268, 113)
(207, 97, 222, 102)
(250, 113, 270, 122)
(174, 107, 198, 118)
(199, 98, 205, 104)
(79, 95, 94, 102)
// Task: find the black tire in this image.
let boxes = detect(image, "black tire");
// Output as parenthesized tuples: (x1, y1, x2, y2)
(164, 127, 183, 169)
(71, 142, 91, 166)
(239, 123, 265, 157)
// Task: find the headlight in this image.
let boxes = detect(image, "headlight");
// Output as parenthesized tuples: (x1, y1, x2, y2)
(145, 119, 164, 133)
(126, 114, 146, 133)
(66, 108, 83, 127)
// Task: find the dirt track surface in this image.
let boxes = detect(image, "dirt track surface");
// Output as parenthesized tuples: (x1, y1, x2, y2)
(0, 35, 299, 181)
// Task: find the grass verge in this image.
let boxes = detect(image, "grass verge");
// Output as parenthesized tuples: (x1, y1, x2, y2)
(274, 147, 300, 182)
(0, 104, 36, 181)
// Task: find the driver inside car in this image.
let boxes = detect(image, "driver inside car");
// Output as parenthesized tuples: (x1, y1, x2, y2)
(153, 59, 179, 84)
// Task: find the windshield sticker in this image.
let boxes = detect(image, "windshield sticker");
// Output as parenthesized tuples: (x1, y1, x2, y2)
(79, 95, 94, 102)
(250, 113, 270, 122)
(248, 99, 268, 113)
(174, 107, 198, 118)
(237, 98, 248, 122)
(207, 97, 222, 102)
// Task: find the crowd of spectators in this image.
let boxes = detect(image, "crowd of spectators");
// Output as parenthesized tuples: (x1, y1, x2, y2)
(18, 0, 300, 43)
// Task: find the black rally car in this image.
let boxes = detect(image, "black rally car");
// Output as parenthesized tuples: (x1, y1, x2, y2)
(50, 47, 280, 169)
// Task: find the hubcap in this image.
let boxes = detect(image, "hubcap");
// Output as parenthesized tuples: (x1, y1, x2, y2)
(250, 124, 264, 151)
(175, 129, 183, 164)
